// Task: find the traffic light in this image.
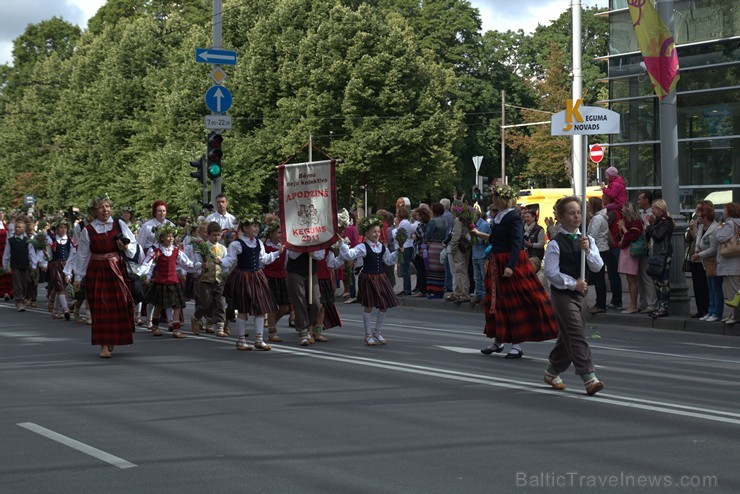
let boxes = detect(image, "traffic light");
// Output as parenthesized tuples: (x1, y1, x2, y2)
(207, 132, 223, 179)
(472, 186, 481, 202)
(190, 155, 205, 184)
(480, 176, 489, 198)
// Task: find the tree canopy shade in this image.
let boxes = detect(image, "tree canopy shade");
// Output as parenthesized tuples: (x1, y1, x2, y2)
(0, 0, 607, 216)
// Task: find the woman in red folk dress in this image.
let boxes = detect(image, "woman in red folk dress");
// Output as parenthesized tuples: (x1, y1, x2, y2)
(471, 184, 559, 359)
(74, 195, 138, 358)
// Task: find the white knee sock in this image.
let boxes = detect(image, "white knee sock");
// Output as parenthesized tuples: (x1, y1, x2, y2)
(57, 294, 68, 311)
(236, 318, 247, 338)
(375, 311, 386, 334)
(166, 307, 174, 321)
(254, 315, 265, 339)
(363, 312, 372, 337)
(512, 343, 522, 352)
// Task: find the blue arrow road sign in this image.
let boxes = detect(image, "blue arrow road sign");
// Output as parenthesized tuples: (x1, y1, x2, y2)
(195, 48, 237, 65)
(205, 86, 233, 113)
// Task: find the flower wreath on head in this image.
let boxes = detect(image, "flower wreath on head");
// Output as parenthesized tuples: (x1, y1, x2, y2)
(86, 193, 111, 214)
(237, 214, 261, 228)
(263, 220, 280, 238)
(358, 215, 383, 236)
(152, 222, 180, 241)
(490, 184, 518, 202)
(50, 218, 71, 232)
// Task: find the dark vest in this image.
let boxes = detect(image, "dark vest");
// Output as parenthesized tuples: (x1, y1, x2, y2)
(51, 240, 73, 262)
(525, 224, 544, 260)
(362, 242, 386, 275)
(286, 252, 317, 277)
(9, 237, 30, 270)
(235, 239, 260, 272)
(551, 232, 582, 298)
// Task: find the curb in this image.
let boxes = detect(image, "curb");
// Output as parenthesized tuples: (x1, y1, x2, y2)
(393, 294, 739, 336)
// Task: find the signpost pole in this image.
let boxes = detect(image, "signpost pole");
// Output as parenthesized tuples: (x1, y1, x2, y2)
(210, 0, 223, 204)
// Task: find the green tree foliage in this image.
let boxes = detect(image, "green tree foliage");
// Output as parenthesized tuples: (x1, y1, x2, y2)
(0, 0, 608, 216)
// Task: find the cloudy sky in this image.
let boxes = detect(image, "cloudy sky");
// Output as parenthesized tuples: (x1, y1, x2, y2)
(1, 0, 608, 66)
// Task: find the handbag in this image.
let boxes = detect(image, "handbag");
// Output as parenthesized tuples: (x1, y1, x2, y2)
(646, 254, 667, 278)
(123, 257, 146, 304)
(719, 225, 740, 258)
(629, 233, 648, 257)
(704, 258, 717, 277)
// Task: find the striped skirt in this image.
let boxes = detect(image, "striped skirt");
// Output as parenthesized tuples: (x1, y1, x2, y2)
(224, 269, 276, 316)
(483, 250, 558, 344)
(266, 275, 290, 306)
(358, 272, 399, 310)
(47, 259, 67, 292)
(425, 241, 445, 298)
(319, 278, 336, 305)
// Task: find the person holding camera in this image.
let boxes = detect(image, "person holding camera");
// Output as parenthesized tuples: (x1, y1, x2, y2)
(73, 195, 138, 358)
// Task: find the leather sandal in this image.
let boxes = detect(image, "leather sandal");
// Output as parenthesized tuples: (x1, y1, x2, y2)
(99, 346, 111, 358)
(235, 339, 252, 351)
(253, 340, 272, 351)
(544, 374, 566, 390)
(173, 331, 185, 339)
(215, 330, 228, 337)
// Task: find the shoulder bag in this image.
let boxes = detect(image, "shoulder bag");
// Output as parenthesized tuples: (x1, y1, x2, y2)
(719, 224, 740, 258)
(629, 230, 648, 258)
(646, 254, 667, 278)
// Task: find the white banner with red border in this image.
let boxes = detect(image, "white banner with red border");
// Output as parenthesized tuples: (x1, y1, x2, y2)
(278, 159, 338, 252)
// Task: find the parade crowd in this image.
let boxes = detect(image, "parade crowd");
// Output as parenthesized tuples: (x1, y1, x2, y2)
(2, 170, 740, 395)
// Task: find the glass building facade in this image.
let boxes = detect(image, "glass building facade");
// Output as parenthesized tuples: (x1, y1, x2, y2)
(600, 0, 739, 213)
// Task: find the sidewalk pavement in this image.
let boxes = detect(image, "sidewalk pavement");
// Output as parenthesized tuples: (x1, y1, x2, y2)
(360, 270, 740, 338)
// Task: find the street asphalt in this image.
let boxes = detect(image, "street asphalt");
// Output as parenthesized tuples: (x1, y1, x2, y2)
(1, 287, 739, 493)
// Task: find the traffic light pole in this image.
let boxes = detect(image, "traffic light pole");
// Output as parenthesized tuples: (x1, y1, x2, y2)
(210, 0, 223, 205)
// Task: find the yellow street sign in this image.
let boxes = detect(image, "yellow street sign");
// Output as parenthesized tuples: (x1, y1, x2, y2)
(563, 99, 583, 132)
(210, 67, 227, 85)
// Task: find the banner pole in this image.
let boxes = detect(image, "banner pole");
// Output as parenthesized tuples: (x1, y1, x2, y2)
(308, 134, 313, 303)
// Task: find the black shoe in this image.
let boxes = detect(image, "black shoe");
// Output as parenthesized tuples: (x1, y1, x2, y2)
(607, 302, 623, 310)
(481, 344, 504, 355)
(691, 312, 707, 319)
(504, 349, 524, 359)
(651, 310, 668, 319)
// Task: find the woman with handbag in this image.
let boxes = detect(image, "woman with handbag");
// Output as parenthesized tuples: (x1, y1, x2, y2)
(616, 202, 644, 314)
(691, 202, 721, 321)
(716, 202, 740, 324)
(73, 195, 138, 358)
(645, 199, 675, 318)
(685, 201, 710, 318)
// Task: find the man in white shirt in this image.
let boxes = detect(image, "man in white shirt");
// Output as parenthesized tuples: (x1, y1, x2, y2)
(206, 194, 237, 232)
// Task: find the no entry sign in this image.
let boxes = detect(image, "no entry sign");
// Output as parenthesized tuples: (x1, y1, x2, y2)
(590, 144, 604, 163)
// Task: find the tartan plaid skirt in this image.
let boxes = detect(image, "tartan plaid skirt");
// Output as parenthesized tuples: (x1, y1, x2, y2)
(87, 256, 134, 346)
(224, 269, 276, 316)
(146, 281, 186, 308)
(357, 272, 399, 310)
(483, 251, 558, 343)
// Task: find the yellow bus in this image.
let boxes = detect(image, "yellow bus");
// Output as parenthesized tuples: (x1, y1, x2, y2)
(517, 186, 604, 230)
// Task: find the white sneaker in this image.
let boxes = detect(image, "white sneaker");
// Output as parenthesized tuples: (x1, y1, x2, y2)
(725, 319, 737, 325)
(705, 315, 719, 322)
(721, 316, 730, 323)
(699, 314, 710, 321)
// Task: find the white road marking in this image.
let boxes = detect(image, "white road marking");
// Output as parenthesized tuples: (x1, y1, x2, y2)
(435, 345, 481, 354)
(681, 342, 740, 350)
(17, 422, 137, 469)
(264, 345, 740, 426)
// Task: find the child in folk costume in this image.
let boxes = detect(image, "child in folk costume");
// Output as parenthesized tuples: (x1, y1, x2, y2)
(313, 245, 344, 341)
(339, 216, 403, 346)
(0, 209, 12, 301)
(142, 224, 200, 338)
(2, 217, 35, 311)
(221, 216, 284, 351)
(543, 196, 605, 395)
(43, 220, 75, 320)
(262, 221, 290, 343)
(189, 221, 228, 336)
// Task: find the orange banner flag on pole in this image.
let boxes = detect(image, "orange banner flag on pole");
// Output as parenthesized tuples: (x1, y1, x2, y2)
(628, 0, 680, 100)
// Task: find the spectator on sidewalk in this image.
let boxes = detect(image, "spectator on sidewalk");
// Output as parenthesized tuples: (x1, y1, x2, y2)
(636, 191, 657, 313)
(586, 197, 609, 314)
(645, 199, 675, 318)
(616, 202, 644, 314)
(686, 200, 711, 319)
(602, 193, 623, 310)
(716, 202, 740, 325)
(692, 202, 721, 322)
(471, 209, 491, 305)
(424, 203, 447, 299)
